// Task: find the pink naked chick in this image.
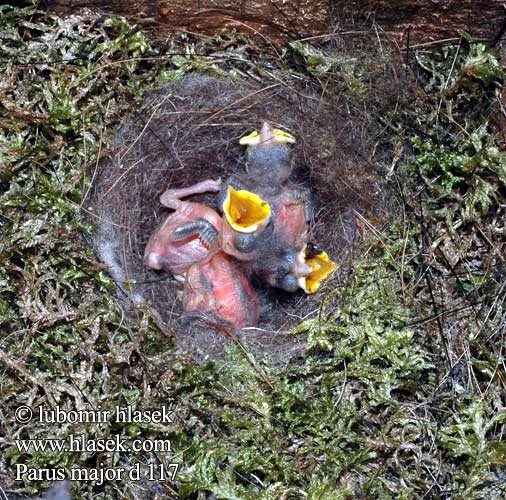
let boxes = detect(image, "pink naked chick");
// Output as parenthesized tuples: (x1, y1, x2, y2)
(217, 122, 313, 292)
(144, 179, 223, 281)
(143, 179, 259, 329)
(183, 252, 260, 329)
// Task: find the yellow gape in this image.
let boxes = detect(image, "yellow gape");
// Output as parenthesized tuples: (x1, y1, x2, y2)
(223, 186, 271, 233)
(239, 130, 260, 146)
(271, 128, 296, 144)
(299, 250, 337, 294)
(239, 128, 296, 145)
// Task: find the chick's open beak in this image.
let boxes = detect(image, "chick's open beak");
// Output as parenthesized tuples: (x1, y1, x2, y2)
(239, 123, 296, 146)
(223, 186, 271, 233)
(271, 128, 296, 144)
(239, 130, 260, 146)
(298, 250, 337, 294)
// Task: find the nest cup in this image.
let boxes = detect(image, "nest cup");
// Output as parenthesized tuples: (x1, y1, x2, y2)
(87, 75, 389, 362)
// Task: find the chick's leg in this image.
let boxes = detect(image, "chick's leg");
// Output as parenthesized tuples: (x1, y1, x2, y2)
(160, 179, 222, 209)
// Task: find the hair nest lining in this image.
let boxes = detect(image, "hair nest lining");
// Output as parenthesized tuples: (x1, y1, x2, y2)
(87, 73, 403, 363)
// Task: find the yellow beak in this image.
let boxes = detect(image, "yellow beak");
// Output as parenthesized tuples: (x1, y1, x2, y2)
(239, 130, 261, 146)
(271, 128, 296, 144)
(298, 250, 337, 294)
(223, 186, 271, 233)
(239, 128, 296, 145)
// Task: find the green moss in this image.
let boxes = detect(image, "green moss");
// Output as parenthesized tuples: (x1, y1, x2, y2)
(1, 7, 505, 500)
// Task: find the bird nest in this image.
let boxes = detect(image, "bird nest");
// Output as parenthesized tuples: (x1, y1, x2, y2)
(86, 75, 393, 362)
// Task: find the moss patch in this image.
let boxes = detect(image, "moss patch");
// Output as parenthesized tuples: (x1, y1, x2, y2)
(1, 5, 505, 499)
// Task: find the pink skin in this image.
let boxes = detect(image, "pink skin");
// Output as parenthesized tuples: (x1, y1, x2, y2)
(159, 179, 222, 210)
(183, 253, 260, 329)
(144, 178, 260, 328)
(271, 189, 308, 252)
(144, 179, 222, 278)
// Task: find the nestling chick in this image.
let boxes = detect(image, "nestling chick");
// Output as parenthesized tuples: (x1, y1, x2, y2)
(218, 122, 313, 291)
(183, 252, 260, 329)
(144, 178, 259, 329)
(144, 179, 222, 280)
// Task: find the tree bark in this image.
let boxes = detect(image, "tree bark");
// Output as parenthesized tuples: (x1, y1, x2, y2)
(44, 0, 506, 45)
(332, 0, 506, 47)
